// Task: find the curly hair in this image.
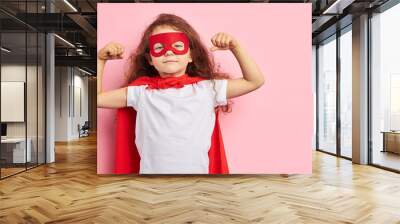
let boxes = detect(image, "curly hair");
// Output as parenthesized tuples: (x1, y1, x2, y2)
(126, 13, 229, 83)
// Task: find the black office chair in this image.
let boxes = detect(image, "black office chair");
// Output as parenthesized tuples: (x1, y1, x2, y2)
(79, 121, 90, 138)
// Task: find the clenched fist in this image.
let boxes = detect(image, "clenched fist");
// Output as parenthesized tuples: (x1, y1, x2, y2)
(216, 99, 234, 114)
(209, 32, 240, 52)
(98, 42, 125, 60)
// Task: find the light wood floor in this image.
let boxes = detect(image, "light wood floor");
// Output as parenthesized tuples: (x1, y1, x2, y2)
(0, 167, 26, 177)
(1, 134, 400, 224)
(1, 163, 44, 178)
(373, 151, 400, 171)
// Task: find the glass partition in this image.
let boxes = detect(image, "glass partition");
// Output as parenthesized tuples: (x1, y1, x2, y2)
(0, 0, 46, 179)
(1, 30, 28, 177)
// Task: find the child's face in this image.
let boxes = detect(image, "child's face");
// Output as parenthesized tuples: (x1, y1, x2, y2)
(148, 26, 193, 77)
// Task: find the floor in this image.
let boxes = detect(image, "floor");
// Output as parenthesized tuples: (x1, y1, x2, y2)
(0, 134, 400, 223)
(0, 162, 41, 178)
(372, 150, 400, 171)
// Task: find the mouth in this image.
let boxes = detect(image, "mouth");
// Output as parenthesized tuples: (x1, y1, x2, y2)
(163, 60, 178, 63)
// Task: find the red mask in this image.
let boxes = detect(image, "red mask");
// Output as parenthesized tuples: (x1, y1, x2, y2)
(148, 32, 190, 57)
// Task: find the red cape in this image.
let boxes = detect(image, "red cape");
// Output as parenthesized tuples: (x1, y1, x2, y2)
(114, 75, 229, 174)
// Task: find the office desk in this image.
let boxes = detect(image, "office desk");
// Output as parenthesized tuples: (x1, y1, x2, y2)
(381, 131, 400, 154)
(1, 138, 32, 163)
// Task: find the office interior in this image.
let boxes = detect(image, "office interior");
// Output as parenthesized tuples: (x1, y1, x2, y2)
(0, 0, 399, 223)
(1, 0, 97, 178)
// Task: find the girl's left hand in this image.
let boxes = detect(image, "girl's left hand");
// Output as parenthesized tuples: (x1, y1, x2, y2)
(216, 99, 234, 114)
(210, 32, 240, 52)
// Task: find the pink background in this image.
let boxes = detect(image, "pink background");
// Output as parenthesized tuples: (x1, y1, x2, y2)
(97, 3, 313, 174)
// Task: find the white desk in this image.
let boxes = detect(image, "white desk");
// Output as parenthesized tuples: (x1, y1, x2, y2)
(1, 138, 32, 163)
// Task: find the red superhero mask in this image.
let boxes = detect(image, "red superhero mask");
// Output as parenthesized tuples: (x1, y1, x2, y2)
(149, 32, 190, 57)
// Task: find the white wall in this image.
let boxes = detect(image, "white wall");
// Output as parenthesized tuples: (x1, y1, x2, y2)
(55, 67, 69, 141)
(72, 73, 89, 138)
(54, 67, 89, 141)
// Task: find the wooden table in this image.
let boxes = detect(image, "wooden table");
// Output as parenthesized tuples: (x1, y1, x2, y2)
(381, 131, 400, 154)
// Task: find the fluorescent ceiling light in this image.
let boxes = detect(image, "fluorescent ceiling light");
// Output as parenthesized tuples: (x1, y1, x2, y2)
(54, 34, 75, 48)
(78, 67, 93, 76)
(1, 47, 11, 53)
(323, 0, 342, 14)
(63, 0, 78, 12)
(323, 0, 355, 14)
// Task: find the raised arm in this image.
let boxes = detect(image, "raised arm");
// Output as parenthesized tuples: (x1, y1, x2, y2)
(97, 42, 128, 109)
(210, 33, 265, 99)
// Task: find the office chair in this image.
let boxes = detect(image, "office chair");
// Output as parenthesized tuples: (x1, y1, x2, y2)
(79, 121, 90, 138)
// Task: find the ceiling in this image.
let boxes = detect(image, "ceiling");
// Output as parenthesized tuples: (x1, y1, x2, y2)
(0, 0, 392, 75)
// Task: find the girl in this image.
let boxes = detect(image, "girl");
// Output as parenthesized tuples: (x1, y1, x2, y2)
(98, 13, 264, 174)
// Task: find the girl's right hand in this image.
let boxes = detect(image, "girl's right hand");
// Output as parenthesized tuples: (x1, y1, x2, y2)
(98, 42, 124, 60)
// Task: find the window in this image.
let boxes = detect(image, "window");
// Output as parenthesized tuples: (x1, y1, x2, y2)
(371, 2, 400, 171)
(317, 35, 337, 154)
(339, 26, 352, 158)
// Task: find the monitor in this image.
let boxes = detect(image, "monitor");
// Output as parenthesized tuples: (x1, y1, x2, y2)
(1, 123, 7, 137)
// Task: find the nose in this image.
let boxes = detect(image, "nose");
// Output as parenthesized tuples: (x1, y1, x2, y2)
(164, 49, 174, 56)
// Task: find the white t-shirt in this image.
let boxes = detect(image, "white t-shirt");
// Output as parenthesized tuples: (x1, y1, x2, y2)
(126, 79, 228, 174)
